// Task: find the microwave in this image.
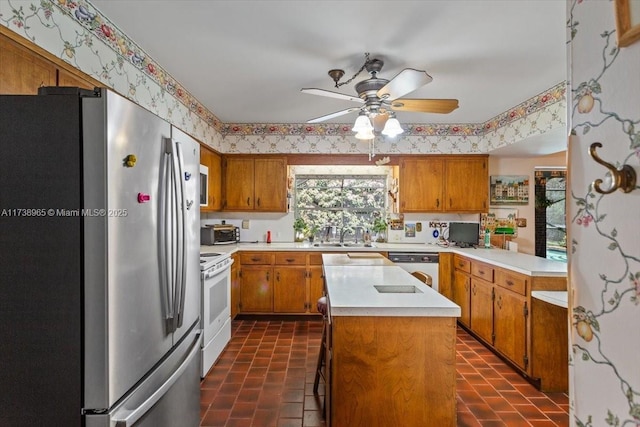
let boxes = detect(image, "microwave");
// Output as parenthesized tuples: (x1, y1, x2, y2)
(201, 225, 240, 245)
(199, 164, 208, 207)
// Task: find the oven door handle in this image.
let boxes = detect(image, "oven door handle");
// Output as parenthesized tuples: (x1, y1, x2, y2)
(204, 259, 234, 280)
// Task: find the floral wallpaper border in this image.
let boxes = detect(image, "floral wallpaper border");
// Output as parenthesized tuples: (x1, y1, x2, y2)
(0, 0, 565, 154)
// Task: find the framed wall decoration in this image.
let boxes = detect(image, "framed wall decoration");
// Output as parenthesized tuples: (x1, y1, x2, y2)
(490, 175, 530, 205)
(614, 0, 640, 47)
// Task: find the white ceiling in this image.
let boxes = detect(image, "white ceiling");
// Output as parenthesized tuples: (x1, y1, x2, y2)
(90, 0, 568, 154)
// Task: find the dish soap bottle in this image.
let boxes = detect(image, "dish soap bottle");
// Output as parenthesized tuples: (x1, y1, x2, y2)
(484, 228, 491, 248)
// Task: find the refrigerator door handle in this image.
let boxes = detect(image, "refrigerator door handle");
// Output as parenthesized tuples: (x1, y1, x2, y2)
(172, 139, 188, 329)
(160, 138, 176, 332)
(112, 331, 201, 427)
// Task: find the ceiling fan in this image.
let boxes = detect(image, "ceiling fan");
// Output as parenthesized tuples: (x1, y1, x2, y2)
(301, 53, 459, 130)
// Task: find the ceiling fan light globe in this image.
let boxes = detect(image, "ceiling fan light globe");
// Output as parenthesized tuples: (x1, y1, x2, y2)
(355, 128, 375, 140)
(381, 117, 404, 137)
(352, 114, 373, 132)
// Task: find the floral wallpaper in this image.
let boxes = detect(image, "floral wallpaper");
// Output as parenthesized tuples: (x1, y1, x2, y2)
(568, 0, 640, 426)
(0, 0, 565, 155)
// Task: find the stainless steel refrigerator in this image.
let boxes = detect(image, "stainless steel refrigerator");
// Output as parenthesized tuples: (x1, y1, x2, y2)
(0, 87, 201, 426)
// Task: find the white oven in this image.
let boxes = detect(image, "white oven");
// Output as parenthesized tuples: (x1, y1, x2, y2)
(387, 252, 440, 292)
(200, 252, 233, 378)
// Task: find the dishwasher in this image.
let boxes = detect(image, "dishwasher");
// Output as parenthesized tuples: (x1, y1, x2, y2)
(387, 252, 440, 292)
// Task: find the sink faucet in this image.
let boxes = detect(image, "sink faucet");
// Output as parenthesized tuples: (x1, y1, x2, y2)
(339, 228, 352, 244)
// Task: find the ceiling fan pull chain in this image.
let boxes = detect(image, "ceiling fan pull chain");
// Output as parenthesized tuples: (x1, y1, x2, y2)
(334, 52, 371, 88)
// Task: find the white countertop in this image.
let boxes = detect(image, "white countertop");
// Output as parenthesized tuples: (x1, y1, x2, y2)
(323, 256, 461, 317)
(200, 242, 567, 277)
(531, 291, 568, 308)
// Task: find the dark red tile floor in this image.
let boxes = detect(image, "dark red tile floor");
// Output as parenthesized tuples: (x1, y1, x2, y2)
(200, 319, 569, 427)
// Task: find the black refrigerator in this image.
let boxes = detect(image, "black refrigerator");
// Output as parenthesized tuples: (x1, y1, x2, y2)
(0, 87, 202, 426)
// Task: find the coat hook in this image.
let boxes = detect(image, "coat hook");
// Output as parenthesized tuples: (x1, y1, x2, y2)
(589, 142, 637, 194)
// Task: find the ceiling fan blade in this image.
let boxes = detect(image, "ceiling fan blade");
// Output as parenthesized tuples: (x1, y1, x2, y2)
(390, 98, 459, 114)
(306, 107, 361, 123)
(301, 88, 364, 104)
(377, 68, 433, 101)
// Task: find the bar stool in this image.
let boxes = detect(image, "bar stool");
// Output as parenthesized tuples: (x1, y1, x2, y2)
(411, 271, 433, 287)
(313, 296, 328, 413)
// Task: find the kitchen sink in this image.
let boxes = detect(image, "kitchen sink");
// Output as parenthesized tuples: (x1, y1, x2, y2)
(313, 242, 369, 248)
(374, 285, 424, 294)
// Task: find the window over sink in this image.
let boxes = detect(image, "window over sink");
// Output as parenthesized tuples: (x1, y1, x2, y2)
(294, 174, 388, 241)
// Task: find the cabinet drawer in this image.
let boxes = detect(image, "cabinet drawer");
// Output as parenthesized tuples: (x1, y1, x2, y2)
(496, 269, 527, 295)
(275, 252, 307, 265)
(308, 253, 323, 265)
(472, 262, 495, 283)
(240, 252, 275, 265)
(454, 255, 471, 273)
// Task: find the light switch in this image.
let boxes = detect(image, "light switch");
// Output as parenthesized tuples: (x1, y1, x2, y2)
(242, 220, 250, 229)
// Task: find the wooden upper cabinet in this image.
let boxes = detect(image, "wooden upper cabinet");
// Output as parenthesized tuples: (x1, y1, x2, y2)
(399, 158, 444, 212)
(200, 146, 222, 212)
(224, 157, 255, 210)
(223, 156, 287, 212)
(444, 157, 488, 212)
(0, 35, 56, 94)
(57, 68, 95, 90)
(399, 156, 488, 213)
(254, 158, 286, 211)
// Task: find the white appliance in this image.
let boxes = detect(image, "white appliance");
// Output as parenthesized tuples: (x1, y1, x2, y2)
(0, 87, 201, 426)
(388, 252, 440, 292)
(200, 252, 233, 377)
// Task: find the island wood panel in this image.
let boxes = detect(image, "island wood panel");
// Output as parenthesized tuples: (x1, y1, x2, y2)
(330, 316, 456, 427)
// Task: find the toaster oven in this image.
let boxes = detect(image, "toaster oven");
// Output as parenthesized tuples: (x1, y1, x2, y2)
(201, 224, 240, 245)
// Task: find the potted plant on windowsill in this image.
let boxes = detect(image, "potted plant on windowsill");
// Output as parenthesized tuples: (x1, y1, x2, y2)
(293, 217, 307, 242)
(306, 224, 320, 243)
(372, 217, 388, 243)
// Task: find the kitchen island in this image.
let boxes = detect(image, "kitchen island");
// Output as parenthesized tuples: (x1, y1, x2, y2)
(322, 254, 460, 427)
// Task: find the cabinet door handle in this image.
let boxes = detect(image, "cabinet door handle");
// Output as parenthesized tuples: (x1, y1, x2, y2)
(286, 258, 295, 263)
(449, 198, 452, 207)
(478, 270, 485, 275)
(496, 296, 503, 308)
(436, 198, 440, 208)
(251, 257, 260, 262)
(276, 272, 280, 281)
(257, 197, 261, 207)
(506, 280, 514, 287)
(247, 197, 250, 206)
(266, 272, 270, 281)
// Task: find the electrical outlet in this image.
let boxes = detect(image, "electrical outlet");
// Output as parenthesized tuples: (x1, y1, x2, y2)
(242, 220, 250, 229)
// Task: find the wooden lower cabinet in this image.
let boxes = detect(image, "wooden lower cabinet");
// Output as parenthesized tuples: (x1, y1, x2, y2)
(239, 266, 273, 312)
(274, 266, 307, 312)
(239, 251, 275, 312)
(493, 286, 528, 370)
(452, 260, 471, 327)
(238, 251, 328, 315)
(230, 254, 240, 318)
(452, 254, 567, 390)
(470, 277, 494, 343)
